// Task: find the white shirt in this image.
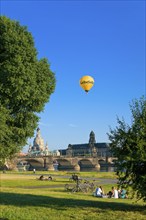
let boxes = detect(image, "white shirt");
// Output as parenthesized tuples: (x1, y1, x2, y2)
(96, 187, 102, 196)
(113, 189, 118, 198)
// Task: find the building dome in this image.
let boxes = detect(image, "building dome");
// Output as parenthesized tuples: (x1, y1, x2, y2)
(32, 128, 45, 151)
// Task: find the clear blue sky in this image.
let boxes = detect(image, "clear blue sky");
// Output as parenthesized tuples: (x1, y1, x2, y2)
(1, 0, 145, 152)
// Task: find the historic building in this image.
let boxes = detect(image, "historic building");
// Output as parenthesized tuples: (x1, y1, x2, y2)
(28, 127, 50, 156)
(27, 128, 60, 156)
(59, 131, 112, 158)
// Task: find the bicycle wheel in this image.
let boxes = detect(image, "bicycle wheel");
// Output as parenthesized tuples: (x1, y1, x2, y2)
(72, 186, 78, 193)
(65, 184, 70, 191)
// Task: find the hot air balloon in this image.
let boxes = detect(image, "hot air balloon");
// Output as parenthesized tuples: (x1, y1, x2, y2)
(80, 75, 94, 93)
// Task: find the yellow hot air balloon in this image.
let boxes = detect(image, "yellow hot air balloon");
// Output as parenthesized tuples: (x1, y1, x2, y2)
(80, 75, 94, 93)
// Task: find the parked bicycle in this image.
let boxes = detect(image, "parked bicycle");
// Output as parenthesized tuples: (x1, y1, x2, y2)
(65, 178, 97, 193)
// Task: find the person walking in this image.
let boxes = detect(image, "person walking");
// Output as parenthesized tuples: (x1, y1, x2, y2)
(33, 168, 36, 174)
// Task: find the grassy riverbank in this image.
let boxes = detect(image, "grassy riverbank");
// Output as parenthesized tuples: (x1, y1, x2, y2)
(0, 172, 145, 220)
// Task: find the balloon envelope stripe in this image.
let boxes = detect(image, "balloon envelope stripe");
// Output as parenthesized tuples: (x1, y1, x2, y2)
(80, 81, 94, 84)
(79, 75, 94, 93)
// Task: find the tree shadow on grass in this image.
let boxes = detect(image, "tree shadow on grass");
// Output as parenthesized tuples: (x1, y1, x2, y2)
(0, 192, 145, 215)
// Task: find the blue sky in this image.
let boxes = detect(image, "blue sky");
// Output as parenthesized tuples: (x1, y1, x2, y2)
(1, 0, 145, 152)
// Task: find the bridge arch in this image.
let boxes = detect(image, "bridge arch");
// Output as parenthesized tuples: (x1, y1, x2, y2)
(17, 158, 44, 171)
(107, 159, 117, 172)
(55, 158, 74, 171)
(78, 159, 95, 171)
(98, 159, 107, 172)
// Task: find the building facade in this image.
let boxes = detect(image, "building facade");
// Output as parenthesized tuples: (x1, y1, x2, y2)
(59, 131, 112, 158)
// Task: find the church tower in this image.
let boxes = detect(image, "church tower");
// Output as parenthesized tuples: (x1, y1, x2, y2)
(89, 131, 96, 144)
(89, 131, 97, 157)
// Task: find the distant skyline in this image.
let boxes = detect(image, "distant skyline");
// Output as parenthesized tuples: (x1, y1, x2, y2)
(1, 0, 145, 153)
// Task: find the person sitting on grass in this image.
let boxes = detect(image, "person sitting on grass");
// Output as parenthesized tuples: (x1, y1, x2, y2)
(48, 176, 52, 181)
(107, 186, 118, 198)
(119, 188, 127, 199)
(94, 186, 103, 198)
(111, 186, 119, 198)
(39, 175, 45, 180)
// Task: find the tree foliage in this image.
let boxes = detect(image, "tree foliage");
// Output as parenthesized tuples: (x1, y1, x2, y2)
(108, 96, 146, 202)
(0, 16, 56, 164)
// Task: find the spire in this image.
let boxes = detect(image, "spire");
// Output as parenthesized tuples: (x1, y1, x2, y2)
(45, 142, 49, 151)
(89, 131, 97, 157)
(89, 131, 96, 144)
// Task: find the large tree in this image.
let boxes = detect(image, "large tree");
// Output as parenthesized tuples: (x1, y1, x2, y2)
(0, 16, 56, 165)
(108, 96, 146, 202)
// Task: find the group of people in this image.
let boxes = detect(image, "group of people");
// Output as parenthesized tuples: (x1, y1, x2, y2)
(38, 175, 53, 181)
(94, 186, 127, 199)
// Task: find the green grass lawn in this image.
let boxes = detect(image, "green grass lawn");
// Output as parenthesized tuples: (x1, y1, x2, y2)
(0, 171, 145, 220)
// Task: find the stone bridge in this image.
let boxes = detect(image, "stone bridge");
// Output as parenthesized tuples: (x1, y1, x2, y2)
(16, 155, 117, 172)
